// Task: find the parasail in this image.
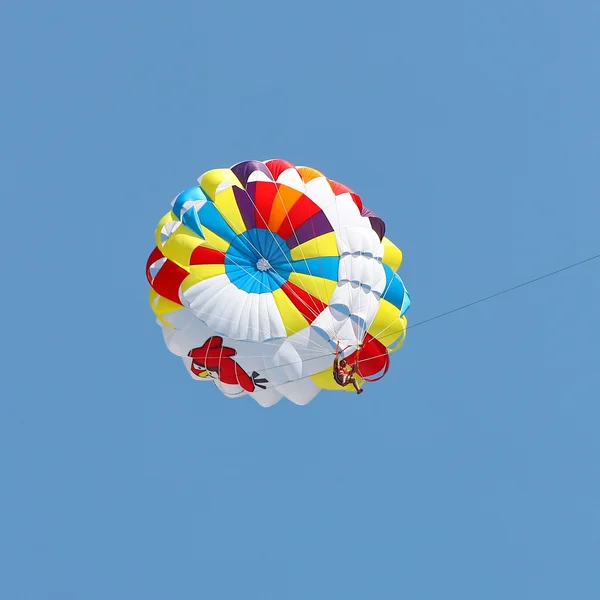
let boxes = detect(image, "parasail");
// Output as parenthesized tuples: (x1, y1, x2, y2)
(145, 159, 410, 406)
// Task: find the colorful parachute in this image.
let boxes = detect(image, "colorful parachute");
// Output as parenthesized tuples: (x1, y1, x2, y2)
(145, 159, 410, 406)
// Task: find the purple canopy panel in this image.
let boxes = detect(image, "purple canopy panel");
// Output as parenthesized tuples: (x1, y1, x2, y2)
(361, 206, 386, 240)
(231, 160, 274, 188)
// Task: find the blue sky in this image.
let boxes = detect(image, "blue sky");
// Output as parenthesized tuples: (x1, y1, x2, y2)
(2, 0, 600, 598)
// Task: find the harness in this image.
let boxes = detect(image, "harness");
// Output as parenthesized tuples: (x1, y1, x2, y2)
(332, 341, 390, 385)
(333, 368, 347, 386)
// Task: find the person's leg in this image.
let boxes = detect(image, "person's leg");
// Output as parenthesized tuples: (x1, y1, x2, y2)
(351, 378, 363, 394)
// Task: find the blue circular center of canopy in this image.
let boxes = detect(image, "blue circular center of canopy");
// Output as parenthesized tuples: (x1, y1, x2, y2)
(224, 228, 293, 294)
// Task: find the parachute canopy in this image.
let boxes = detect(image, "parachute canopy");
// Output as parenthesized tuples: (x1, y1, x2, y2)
(146, 159, 410, 406)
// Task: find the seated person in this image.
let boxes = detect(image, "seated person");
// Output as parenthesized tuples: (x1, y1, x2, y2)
(333, 354, 363, 394)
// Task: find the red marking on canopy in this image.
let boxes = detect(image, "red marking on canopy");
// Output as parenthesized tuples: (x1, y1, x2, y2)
(190, 246, 225, 265)
(281, 281, 328, 324)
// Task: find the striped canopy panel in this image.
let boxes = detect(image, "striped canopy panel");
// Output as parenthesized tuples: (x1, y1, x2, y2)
(146, 159, 410, 407)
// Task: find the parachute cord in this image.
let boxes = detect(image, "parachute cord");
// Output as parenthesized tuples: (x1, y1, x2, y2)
(150, 245, 291, 339)
(228, 251, 600, 390)
(151, 240, 335, 354)
(182, 261, 325, 353)
(407, 252, 600, 331)
(271, 175, 329, 311)
(184, 205, 327, 352)
(307, 192, 339, 339)
(356, 249, 600, 350)
(349, 267, 409, 351)
(192, 184, 323, 327)
(328, 190, 352, 345)
(161, 288, 328, 357)
(238, 178, 328, 321)
(267, 347, 392, 387)
(329, 181, 376, 350)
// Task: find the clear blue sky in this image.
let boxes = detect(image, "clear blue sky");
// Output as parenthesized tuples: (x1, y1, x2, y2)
(2, 1, 599, 598)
